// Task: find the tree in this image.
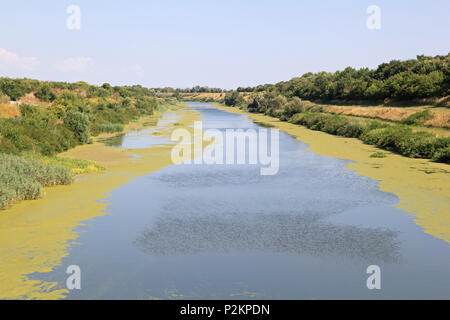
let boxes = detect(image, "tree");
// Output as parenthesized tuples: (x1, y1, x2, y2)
(64, 110, 91, 144)
(35, 84, 56, 102)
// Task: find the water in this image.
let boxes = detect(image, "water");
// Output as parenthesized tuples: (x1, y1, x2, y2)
(37, 103, 450, 299)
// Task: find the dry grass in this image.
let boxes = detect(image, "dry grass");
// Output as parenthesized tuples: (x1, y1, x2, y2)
(324, 105, 450, 129)
(424, 110, 450, 129)
(18, 92, 50, 106)
(0, 103, 21, 118)
(325, 105, 416, 122)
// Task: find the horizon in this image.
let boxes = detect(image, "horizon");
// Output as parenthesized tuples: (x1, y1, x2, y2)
(0, 0, 449, 89)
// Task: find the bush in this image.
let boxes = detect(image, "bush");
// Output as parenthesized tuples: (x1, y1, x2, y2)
(224, 91, 244, 107)
(370, 152, 387, 158)
(0, 153, 73, 209)
(64, 110, 91, 144)
(432, 146, 450, 164)
(288, 112, 368, 138)
(361, 126, 450, 158)
(35, 84, 56, 102)
(288, 111, 450, 162)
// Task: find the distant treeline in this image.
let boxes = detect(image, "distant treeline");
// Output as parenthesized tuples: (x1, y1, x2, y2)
(230, 53, 450, 102)
(155, 86, 223, 94)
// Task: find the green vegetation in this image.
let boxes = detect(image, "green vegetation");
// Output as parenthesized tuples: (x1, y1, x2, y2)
(402, 110, 434, 125)
(360, 126, 450, 159)
(0, 78, 166, 209)
(96, 122, 124, 133)
(370, 152, 387, 158)
(216, 53, 450, 164)
(64, 110, 91, 144)
(41, 157, 105, 174)
(35, 84, 56, 102)
(0, 153, 73, 209)
(286, 112, 450, 162)
(224, 53, 449, 103)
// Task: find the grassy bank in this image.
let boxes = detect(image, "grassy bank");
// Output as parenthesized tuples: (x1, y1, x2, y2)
(288, 112, 450, 163)
(0, 78, 176, 209)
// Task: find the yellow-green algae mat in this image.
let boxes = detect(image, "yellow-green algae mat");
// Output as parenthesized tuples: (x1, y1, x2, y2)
(0, 108, 202, 300)
(215, 104, 450, 244)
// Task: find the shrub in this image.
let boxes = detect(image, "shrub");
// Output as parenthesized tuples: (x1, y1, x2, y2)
(361, 126, 450, 158)
(224, 91, 244, 107)
(0, 153, 73, 209)
(370, 152, 387, 158)
(288, 112, 367, 138)
(35, 84, 56, 102)
(64, 110, 91, 144)
(432, 146, 450, 164)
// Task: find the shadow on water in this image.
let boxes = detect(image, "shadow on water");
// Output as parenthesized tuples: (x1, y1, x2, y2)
(134, 213, 401, 263)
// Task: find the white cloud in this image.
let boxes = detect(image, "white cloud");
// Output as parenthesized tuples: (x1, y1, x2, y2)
(0, 48, 39, 71)
(55, 56, 94, 73)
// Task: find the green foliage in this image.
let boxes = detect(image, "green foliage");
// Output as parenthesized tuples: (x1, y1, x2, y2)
(432, 146, 450, 163)
(135, 96, 157, 114)
(96, 122, 124, 133)
(360, 126, 450, 159)
(0, 77, 164, 171)
(287, 111, 450, 162)
(402, 110, 434, 125)
(288, 112, 373, 138)
(35, 84, 56, 102)
(370, 152, 387, 158)
(0, 78, 29, 101)
(0, 153, 73, 209)
(54, 91, 87, 111)
(224, 91, 243, 106)
(64, 110, 91, 144)
(228, 53, 449, 103)
(0, 104, 78, 155)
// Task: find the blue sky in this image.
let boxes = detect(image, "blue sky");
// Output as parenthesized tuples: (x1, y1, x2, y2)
(0, 0, 449, 89)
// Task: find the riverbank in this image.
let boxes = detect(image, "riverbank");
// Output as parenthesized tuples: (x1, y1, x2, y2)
(0, 106, 201, 299)
(214, 103, 450, 244)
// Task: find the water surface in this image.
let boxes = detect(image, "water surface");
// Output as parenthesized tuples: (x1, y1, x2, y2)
(36, 102, 450, 299)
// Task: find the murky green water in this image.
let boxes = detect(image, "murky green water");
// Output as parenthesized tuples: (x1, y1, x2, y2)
(37, 103, 450, 299)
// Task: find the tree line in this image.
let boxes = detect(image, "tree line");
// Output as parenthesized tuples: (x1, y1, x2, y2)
(226, 53, 449, 102)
